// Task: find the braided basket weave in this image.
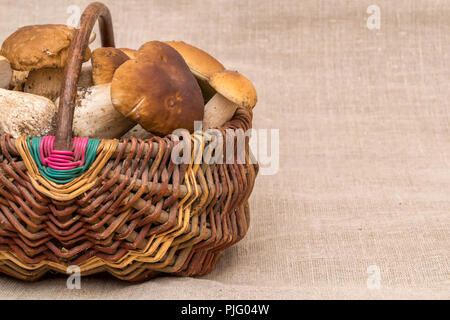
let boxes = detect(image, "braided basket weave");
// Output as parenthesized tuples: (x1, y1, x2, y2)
(0, 2, 257, 281)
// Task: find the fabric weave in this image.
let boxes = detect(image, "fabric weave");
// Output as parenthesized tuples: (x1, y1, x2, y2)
(0, 0, 448, 299)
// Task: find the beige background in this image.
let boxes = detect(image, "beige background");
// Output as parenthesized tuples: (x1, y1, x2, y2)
(0, 0, 449, 299)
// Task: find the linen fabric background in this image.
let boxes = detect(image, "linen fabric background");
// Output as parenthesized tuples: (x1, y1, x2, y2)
(0, 0, 449, 299)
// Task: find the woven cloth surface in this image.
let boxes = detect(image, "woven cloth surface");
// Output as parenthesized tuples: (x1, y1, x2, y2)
(0, 0, 449, 299)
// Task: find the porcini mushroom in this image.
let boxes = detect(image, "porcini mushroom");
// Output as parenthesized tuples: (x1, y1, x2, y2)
(0, 56, 28, 92)
(51, 65, 93, 103)
(10, 70, 29, 91)
(164, 41, 225, 102)
(0, 24, 92, 101)
(111, 41, 204, 136)
(202, 70, 257, 130)
(0, 88, 57, 137)
(78, 65, 94, 88)
(118, 48, 138, 60)
(122, 124, 154, 139)
(0, 56, 12, 89)
(55, 83, 135, 139)
(91, 47, 130, 85)
(23, 68, 65, 100)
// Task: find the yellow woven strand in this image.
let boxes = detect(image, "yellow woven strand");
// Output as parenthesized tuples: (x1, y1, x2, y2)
(15, 136, 119, 201)
(0, 131, 223, 275)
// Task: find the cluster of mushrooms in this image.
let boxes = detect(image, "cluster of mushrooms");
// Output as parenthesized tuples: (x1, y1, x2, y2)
(0, 24, 257, 139)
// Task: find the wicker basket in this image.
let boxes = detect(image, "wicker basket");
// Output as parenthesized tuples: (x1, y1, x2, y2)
(0, 2, 258, 281)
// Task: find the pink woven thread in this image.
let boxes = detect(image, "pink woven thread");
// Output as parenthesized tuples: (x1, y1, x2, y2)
(39, 136, 90, 170)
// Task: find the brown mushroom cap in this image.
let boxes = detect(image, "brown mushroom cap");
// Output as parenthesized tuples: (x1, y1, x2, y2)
(118, 48, 138, 60)
(0, 24, 91, 71)
(91, 47, 129, 85)
(164, 41, 225, 80)
(137, 41, 176, 60)
(111, 41, 204, 136)
(209, 70, 257, 109)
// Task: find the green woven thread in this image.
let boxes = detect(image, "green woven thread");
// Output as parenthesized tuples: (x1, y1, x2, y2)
(27, 137, 101, 184)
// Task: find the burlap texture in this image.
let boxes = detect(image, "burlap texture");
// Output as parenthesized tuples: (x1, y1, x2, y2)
(0, 0, 448, 299)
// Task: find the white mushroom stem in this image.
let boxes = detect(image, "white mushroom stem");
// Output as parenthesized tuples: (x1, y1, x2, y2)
(121, 124, 154, 139)
(25, 64, 92, 101)
(0, 88, 57, 137)
(62, 83, 135, 139)
(192, 71, 216, 103)
(202, 93, 238, 130)
(78, 65, 94, 88)
(0, 56, 12, 89)
(24, 67, 64, 101)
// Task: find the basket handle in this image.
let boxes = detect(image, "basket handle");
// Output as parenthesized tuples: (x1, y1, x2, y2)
(54, 2, 115, 150)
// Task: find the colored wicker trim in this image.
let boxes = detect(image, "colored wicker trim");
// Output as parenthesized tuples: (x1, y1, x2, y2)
(15, 136, 119, 201)
(0, 108, 258, 281)
(29, 136, 100, 183)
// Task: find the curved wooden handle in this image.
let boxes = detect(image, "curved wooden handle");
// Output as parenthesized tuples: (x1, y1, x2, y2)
(54, 2, 115, 150)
